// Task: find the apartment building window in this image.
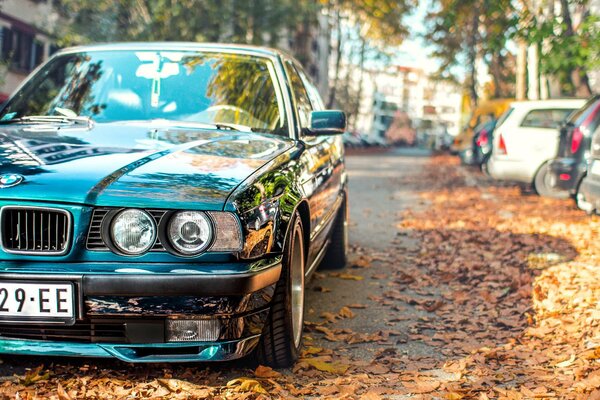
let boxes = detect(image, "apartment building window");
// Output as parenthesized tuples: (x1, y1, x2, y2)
(1, 26, 46, 73)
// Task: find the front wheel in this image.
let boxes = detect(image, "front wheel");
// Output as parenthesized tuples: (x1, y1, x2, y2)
(256, 213, 305, 367)
(534, 162, 569, 199)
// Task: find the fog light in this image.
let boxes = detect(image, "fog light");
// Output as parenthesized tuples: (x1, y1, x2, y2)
(166, 319, 221, 342)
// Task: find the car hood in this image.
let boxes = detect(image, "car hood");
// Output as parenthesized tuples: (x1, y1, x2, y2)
(0, 121, 293, 209)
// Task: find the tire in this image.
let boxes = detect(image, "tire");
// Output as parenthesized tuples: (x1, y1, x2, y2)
(319, 199, 348, 270)
(256, 213, 305, 368)
(533, 162, 569, 199)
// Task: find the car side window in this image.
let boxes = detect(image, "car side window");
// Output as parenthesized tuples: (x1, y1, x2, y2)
(296, 67, 324, 111)
(284, 60, 313, 128)
(520, 109, 575, 129)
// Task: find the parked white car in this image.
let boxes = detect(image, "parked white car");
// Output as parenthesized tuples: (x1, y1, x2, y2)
(486, 99, 586, 197)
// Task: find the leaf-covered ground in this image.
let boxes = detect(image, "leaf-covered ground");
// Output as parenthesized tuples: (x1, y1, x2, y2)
(1, 153, 599, 399)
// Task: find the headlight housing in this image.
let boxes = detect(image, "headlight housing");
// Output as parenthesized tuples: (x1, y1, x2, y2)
(167, 211, 213, 255)
(110, 209, 157, 255)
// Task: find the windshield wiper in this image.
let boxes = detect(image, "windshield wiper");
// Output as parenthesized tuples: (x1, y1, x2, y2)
(0, 115, 92, 126)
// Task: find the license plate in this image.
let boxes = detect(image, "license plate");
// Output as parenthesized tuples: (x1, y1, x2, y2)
(592, 161, 600, 176)
(0, 282, 75, 323)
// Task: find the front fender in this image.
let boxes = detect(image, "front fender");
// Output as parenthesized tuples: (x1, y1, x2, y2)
(224, 144, 308, 260)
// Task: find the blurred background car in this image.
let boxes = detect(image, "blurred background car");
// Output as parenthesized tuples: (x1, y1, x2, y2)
(547, 95, 600, 208)
(460, 119, 497, 166)
(451, 98, 513, 155)
(577, 124, 600, 214)
(486, 99, 586, 197)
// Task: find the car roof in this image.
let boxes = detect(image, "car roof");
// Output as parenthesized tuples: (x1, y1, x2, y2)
(56, 42, 287, 58)
(509, 99, 587, 109)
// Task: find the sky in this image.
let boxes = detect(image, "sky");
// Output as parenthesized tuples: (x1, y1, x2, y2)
(392, 1, 438, 72)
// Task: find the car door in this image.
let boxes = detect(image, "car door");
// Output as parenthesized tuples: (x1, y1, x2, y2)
(283, 59, 341, 266)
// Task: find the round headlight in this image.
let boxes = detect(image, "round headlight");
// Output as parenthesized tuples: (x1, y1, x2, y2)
(168, 211, 212, 255)
(110, 209, 157, 255)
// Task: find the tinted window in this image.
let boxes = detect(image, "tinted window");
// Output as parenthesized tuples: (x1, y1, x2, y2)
(285, 60, 313, 128)
(520, 108, 576, 129)
(566, 96, 600, 126)
(0, 50, 287, 135)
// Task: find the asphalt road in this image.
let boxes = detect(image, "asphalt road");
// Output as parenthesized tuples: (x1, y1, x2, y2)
(305, 147, 435, 360)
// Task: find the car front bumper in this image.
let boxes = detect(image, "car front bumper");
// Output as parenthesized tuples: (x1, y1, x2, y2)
(548, 157, 586, 194)
(0, 256, 282, 363)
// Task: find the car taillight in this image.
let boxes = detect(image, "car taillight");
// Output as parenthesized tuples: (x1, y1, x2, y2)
(571, 127, 583, 154)
(498, 133, 507, 155)
(476, 130, 488, 147)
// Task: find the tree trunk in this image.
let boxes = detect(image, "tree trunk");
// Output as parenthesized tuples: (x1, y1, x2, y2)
(466, 5, 480, 108)
(516, 40, 527, 100)
(327, 9, 342, 109)
(355, 37, 366, 132)
(560, 0, 592, 97)
(527, 43, 539, 100)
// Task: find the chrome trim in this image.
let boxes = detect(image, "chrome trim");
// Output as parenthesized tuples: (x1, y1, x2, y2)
(0, 205, 72, 256)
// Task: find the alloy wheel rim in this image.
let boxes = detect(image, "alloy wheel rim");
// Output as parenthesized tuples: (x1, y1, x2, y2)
(290, 226, 305, 349)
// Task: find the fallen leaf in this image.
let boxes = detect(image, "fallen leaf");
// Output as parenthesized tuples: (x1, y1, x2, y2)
(555, 353, 576, 368)
(254, 365, 281, 379)
(226, 377, 268, 394)
(57, 383, 72, 400)
(339, 306, 356, 319)
(302, 358, 350, 374)
(330, 272, 364, 281)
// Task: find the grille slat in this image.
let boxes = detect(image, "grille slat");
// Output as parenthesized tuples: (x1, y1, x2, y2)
(1, 207, 71, 254)
(0, 321, 127, 343)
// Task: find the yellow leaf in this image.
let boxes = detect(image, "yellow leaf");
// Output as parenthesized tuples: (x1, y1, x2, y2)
(304, 346, 324, 355)
(303, 358, 350, 374)
(555, 353, 576, 368)
(227, 377, 268, 394)
(330, 273, 364, 281)
(19, 366, 50, 386)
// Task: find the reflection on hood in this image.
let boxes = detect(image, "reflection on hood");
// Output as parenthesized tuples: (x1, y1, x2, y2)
(0, 122, 292, 210)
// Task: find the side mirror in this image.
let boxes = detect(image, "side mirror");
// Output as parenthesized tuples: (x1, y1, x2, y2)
(305, 110, 346, 136)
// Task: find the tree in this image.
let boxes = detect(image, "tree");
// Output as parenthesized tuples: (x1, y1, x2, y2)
(425, 0, 518, 107)
(319, 0, 414, 129)
(526, 0, 599, 97)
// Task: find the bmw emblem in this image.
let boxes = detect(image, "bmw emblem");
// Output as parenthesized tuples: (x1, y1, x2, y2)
(0, 174, 24, 188)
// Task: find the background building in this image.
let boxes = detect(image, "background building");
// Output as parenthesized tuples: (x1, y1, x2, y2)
(355, 65, 461, 140)
(0, 0, 58, 102)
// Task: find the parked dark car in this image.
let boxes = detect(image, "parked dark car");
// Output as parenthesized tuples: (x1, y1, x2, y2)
(548, 95, 600, 208)
(471, 119, 497, 166)
(0, 43, 348, 367)
(578, 124, 600, 213)
(459, 119, 496, 166)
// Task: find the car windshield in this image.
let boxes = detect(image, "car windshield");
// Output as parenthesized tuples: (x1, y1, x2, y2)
(0, 50, 288, 135)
